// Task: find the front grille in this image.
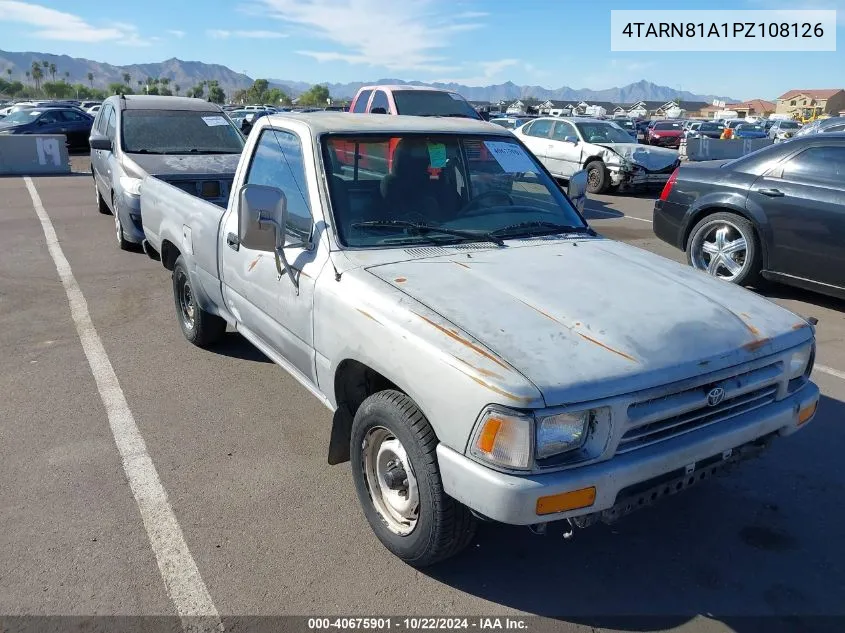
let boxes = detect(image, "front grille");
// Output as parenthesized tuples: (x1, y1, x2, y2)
(618, 362, 782, 454)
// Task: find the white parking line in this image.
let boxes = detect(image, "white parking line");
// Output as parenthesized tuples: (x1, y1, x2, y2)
(23, 177, 221, 632)
(817, 364, 845, 381)
(586, 206, 653, 223)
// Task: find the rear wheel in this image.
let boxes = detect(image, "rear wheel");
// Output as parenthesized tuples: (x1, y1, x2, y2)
(584, 160, 608, 194)
(172, 256, 226, 347)
(686, 212, 761, 286)
(351, 390, 477, 567)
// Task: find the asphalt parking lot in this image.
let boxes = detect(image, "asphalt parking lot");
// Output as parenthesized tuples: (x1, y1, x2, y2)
(1, 155, 844, 633)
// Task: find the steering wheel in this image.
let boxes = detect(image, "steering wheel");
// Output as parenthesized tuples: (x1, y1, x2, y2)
(458, 189, 515, 216)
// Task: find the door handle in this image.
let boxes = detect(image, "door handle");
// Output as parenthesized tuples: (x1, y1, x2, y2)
(757, 188, 784, 197)
(226, 232, 240, 251)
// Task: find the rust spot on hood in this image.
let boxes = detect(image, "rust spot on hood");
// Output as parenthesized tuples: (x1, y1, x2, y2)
(515, 298, 566, 326)
(743, 337, 771, 352)
(248, 255, 262, 271)
(449, 360, 532, 403)
(357, 308, 383, 326)
(415, 313, 511, 371)
(453, 356, 503, 380)
(453, 261, 471, 269)
(394, 277, 407, 283)
(792, 322, 809, 330)
(577, 332, 638, 363)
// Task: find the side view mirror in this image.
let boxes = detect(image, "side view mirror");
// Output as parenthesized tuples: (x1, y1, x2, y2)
(238, 184, 299, 290)
(89, 134, 112, 151)
(370, 107, 387, 114)
(564, 135, 578, 144)
(567, 170, 588, 214)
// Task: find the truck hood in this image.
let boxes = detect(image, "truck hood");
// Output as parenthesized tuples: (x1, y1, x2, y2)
(124, 153, 241, 177)
(595, 143, 679, 171)
(364, 238, 811, 406)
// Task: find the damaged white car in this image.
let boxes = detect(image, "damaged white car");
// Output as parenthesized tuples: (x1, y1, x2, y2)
(514, 117, 680, 194)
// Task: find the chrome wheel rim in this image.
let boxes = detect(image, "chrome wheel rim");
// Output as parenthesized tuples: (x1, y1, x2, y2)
(587, 167, 601, 190)
(177, 274, 196, 330)
(361, 427, 419, 536)
(691, 221, 748, 281)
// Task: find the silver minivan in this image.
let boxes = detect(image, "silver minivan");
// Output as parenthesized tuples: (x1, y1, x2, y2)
(89, 94, 244, 250)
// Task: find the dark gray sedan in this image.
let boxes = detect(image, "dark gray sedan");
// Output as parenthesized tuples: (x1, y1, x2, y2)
(653, 134, 845, 300)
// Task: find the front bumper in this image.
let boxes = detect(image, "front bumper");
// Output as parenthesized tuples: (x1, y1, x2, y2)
(610, 165, 677, 188)
(437, 382, 819, 525)
(116, 192, 145, 243)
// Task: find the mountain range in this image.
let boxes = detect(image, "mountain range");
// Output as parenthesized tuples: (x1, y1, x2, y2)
(0, 49, 739, 104)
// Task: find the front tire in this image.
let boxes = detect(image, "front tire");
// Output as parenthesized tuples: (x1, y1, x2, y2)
(351, 390, 477, 567)
(94, 177, 111, 215)
(172, 256, 226, 347)
(584, 160, 608, 194)
(686, 212, 761, 286)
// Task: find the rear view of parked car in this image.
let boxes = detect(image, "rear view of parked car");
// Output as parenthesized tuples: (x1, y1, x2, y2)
(89, 95, 245, 251)
(653, 134, 845, 300)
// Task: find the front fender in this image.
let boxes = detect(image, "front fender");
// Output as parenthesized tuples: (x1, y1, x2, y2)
(313, 270, 543, 452)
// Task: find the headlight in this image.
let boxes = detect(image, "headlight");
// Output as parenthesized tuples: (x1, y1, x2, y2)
(119, 176, 143, 197)
(787, 344, 814, 380)
(536, 411, 590, 458)
(651, 134, 661, 138)
(469, 407, 532, 470)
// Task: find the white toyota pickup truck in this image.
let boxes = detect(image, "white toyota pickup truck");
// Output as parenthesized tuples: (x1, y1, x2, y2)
(140, 113, 820, 567)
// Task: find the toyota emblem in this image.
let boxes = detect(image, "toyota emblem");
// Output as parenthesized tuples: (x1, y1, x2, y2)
(707, 387, 726, 407)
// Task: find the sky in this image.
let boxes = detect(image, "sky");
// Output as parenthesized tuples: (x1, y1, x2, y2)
(0, 0, 843, 100)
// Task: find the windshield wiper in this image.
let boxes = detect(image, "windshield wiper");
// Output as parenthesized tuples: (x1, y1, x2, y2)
(352, 220, 505, 246)
(491, 221, 592, 238)
(168, 149, 241, 154)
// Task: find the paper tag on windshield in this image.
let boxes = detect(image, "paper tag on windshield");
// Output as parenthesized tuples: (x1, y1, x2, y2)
(202, 116, 229, 127)
(483, 141, 536, 173)
(427, 142, 447, 167)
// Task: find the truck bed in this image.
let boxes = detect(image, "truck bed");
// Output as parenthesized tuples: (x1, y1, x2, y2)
(140, 175, 228, 316)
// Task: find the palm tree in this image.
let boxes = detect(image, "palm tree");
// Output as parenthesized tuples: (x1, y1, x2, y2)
(87, 72, 94, 88)
(137, 79, 142, 88)
(25, 70, 30, 85)
(64, 71, 70, 82)
(122, 72, 131, 85)
(5, 68, 11, 81)
(42, 60, 49, 73)
(174, 84, 180, 95)
(31, 62, 43, 90)
(49, 63, 56, 82)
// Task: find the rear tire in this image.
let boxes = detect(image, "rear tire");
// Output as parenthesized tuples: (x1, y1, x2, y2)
(585, 160, 608, 194)
(350, 390, 477, 567)
(172, 256, 226, 347)
(686, 212, 761, 286)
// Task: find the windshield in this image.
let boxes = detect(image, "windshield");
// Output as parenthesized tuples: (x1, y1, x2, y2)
(778, 121, 800, 129)
(700, 122, 724, 131)
(490, 119, 516, 129)
(392, 90, 480, 119)
(121, 109, 245, 154)
(322, 134, 587, 248)
(1, 109, 42, 124)
(738, 124, 764, 132)
(574, 121, 633, 144)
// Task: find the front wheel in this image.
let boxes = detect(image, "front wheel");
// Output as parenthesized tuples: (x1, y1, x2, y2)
(584, 160, 608, 194)
(172, 256, 227, 347)
(351, 391, 477, 567)
(686, 212, 761, 286)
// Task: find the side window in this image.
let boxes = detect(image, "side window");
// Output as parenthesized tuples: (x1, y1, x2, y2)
(96, 104, 111, 134)
(39, 110, 62, 124)
(551, 121, 576, 141)
(369, 90, 389, 114)
(245, 129, 313, 246)
(781, 146, 845, 186)
(105, 108, 117, 140)
(60, 110, 86, 122)
(525, 119, 553, 138)
(352, 90, 372, 113)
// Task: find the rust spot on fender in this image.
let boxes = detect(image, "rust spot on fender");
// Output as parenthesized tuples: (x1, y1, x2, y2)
(577, 332, 638, 363)
(248, 255, 262, 271)
(744, 337, 771, 352)
(453, 356, 503, 380)
(394, 277, 407, 283)
(357, 308, 383, 326)
(449, 361, 531, 402)
(415, 313, 511, 371)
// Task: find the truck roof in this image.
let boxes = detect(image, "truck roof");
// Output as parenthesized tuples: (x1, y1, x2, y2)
(265, 112, 511, 136)
(115, 95, 222, 111)
(358, 84, 458, 93)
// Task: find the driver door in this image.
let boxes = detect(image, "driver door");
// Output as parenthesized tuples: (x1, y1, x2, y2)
(220, 127, 326, 382)
(548, 121, 580, 178)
